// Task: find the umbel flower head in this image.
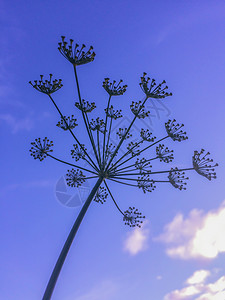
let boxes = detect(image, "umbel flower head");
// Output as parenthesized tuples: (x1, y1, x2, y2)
(66, 169, 86, 187)
(140, 128, 156, 142)
(56, 115, 78, 130)
(165, 119, 188, 142)
(30, 137, 53, 161)
(140, 72, 172, 99)
(29, 74, 63, 95)
(94, 187, 108, 204)
(137, 175, 156, 193)
(58, 36, 95, 66)
(105, 144, 116, 162)
(156, 144, 174, 163)
(75, 99, 96, 113)
(123, 207, 145, 228)
(135, 158, 152, 174)
(168, 168, 189, 190)
(192, 149, 218, 180)
(103, 78, 127, 96)
(71, 144, 86, 161)
(130, 101, 150, 119)
(127, 141, 140, 156)
(29, 36, 219, 237)
(89, 117, 105, 133)
(116, 128, 132, 139)
(105, 105, 122, 119)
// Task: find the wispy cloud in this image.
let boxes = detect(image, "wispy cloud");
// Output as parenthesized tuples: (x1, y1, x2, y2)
(156, 200, 225, 260)
(67, 280, 118, 300)
(0, 113, 34, 133)
(0, 180, 54, 195)
(156, 2, 225, 45)
(164, 270, 225, 300)
(123, 220, 149, 255)
(0, 111, 52, 134)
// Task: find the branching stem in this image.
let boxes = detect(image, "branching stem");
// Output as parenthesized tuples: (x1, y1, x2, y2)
(109, 136, 169, 172)
(105, 96, 148, 170)
(48, 95, 99, 172)
(102, 95, 112, 164)
(104, 180, 125, 216)
(73, 66, 101, 168)
(47, 154, 98, 175)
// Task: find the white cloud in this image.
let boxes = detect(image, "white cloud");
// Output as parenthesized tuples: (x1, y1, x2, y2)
(164, 270, 225, 300)
(164, 285, 202, 300)
(123, 221, 149, 255)
(186, 270, 210, 285)
(156, 201, 225, 260)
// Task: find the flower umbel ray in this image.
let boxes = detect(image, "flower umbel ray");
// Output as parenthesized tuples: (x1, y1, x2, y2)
(29, 35, 218, 300)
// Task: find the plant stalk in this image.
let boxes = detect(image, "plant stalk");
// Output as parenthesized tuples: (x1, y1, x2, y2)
(42, 177, 103, 300)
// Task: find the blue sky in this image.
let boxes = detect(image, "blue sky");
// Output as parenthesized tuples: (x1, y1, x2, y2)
(1, 0, 225, 299)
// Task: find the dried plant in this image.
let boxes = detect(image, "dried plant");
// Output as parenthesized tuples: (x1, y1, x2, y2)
(29, 36, 218, 299)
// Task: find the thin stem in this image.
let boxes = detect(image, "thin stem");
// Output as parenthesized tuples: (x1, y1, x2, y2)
(48, 95, 99, 172)
(153, 180, 170, 183)
(137, 136, 169, 157)
(115, 157, 157, 173)
(110, 136, 169, 172)
(115, 168, 139, 174)
(97, 130, 102, 167)
(85, 176, 99, 180)
(108, 178, 139, 187)
(110, 177, 153, 182)
(112, 139, 144, 168)
(105, 96, 148, 170)
(73, 66, 101, 168)
(104, 180, 124, 216)
(102, 95, 112, 164)
(104, 117, 113, 166)
(112, 167, 195, 178)
(42, 177, 103, 300)
(47, 154, 98, 175)
(85, 112, 101, 166)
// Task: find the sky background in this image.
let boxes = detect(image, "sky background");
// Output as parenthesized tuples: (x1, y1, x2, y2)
(1, 0, 225, 299)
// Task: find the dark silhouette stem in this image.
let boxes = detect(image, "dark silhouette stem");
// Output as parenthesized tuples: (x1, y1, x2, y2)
(104, 181, 124, 216)
(47, 154, 97, 175)
(48, 95, 99, 172)
(105, 96, 148, 170)
(102, 95, 111, 164)
(42, 177, 103, 300)
(109, 136, 169, 172)
(73, 66, 101, 168)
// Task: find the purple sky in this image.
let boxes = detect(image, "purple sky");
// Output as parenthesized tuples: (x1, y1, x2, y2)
(1, 1, 225, 299)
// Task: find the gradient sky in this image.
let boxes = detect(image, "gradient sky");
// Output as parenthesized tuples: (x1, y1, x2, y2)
(1, 1, 225, 299)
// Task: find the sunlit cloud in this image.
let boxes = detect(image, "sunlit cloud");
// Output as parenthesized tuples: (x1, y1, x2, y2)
(164, 270, 225, 300)
(123, 220, 149, 255)
(156, 201, 225, 259)
(186, 270, 210, 285)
